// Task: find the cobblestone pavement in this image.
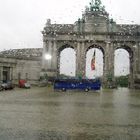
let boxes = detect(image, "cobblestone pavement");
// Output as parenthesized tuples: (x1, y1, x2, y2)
(0, 87, 140, 140)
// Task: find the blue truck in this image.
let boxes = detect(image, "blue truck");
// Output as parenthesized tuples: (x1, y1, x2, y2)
(54, 78, 101, 91)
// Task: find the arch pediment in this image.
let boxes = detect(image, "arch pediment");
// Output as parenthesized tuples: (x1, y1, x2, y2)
(114, 43, 135, 56)
(85, 43, 105, 55)
(57, 41, 77, 52)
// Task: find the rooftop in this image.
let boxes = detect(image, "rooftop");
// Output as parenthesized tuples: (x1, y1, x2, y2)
(0, 48, 43, 60)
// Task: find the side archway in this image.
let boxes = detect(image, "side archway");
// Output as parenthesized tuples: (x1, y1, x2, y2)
(114, 45, 134, 87)
(57, 44, 76, 77)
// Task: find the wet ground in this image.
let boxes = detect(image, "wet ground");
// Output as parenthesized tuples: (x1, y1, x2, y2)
(0, 87, 140, 140)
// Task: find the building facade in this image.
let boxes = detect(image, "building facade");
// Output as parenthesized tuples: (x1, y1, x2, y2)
(0, 48, 42, 85)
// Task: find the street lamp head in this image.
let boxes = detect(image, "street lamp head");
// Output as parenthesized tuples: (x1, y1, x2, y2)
(45, 54, 52, 60)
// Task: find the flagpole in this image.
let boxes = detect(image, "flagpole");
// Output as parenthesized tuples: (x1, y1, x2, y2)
(91, 49, 96, 79)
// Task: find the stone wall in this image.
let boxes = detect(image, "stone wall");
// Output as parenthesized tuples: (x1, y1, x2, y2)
(0, 50, 42, 85)
(14, 59, 41, 85)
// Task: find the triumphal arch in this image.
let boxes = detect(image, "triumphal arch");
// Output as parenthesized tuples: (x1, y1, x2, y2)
(41, 0, 140, 88)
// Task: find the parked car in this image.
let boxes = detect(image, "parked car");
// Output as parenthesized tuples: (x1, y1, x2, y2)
(24, 82, 31, 88)
(19, 80, 31, 88)
(1, 81, 15, 90)
(0, 82, 3, 91)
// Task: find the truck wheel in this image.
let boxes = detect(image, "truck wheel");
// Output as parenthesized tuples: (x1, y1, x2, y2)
(62, 88, 66, 92)
(85, 88, 89, 92)
(0, 87, 3, 91)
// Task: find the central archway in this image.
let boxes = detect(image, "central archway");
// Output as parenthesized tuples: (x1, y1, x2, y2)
(85, 44, 105, 79)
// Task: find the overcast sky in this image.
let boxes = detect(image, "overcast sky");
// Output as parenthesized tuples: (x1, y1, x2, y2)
(0, 0, 140, 51)
(0, 0, 138, 76)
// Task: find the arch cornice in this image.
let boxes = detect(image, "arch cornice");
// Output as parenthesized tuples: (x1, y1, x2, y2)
(113, 42, 136, 53)
(56, 41, 77, 53)
(84, 42, 106, 55)
(57, 41, 77, 48)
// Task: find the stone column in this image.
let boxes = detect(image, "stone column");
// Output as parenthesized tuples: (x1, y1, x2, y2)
(0, 67, 1, 82)
(132, 43, 140, 88)
(137, 42, 140, 88)
(51, 40, 58, 77)
(10, 67, 13, 81)
(12, 66, 17, 84)
(0, 67, 2, 81)
(42, 40, 53, 70)
(42, 40, 50, 69)
(42, 40, 47, 70)
(0, 66, 2, 82)
(47, 41, 53, 70)
(76, 41, 86, 78)
(103, 42, 115, 88)
(51, 40, 57, 70)
(41, 40, 58, 77)
(125, 44, 138, 88)
(138, 43, 140, 72)
(76, 42, 81, 76)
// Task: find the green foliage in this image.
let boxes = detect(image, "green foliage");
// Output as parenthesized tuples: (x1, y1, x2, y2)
(77, 73, 83, 80)
(58, 74, 75, 79)
(116, 75, 129, 87)
(107, 73, 113, 82)
(59, 74, 69, 78)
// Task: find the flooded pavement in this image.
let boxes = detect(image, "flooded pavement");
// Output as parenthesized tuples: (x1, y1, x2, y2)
(0, 87, 140, 140)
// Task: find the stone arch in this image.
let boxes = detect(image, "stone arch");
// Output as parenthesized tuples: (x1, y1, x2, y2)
(115, 44, 133, 60)
(58, 43, 75, 53)
(57, 41, 77, 51)
(57, 44, 76, 76)
(115, 44, 134, 68)
(114, 44, 134, 87)
(85, 44, 105, 56)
